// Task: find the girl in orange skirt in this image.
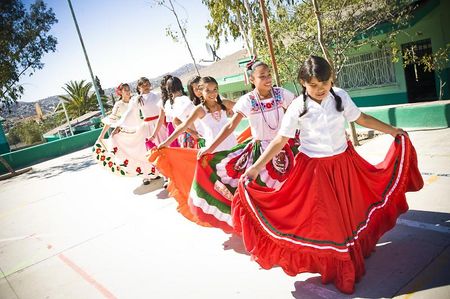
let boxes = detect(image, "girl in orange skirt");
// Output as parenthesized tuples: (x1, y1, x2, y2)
(234, 56, 424, 294)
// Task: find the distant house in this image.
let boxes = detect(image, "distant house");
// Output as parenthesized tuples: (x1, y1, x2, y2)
(43, 111, 102, 141)
(179, 49, 252, 101)
(338, 0, 449, 106)
(187, 0, 448, 107)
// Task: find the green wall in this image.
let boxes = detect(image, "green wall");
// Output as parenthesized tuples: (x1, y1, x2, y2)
(0, 128, 101, 174)
(348, 0, 450, 106)
(359, 101, 450, 128)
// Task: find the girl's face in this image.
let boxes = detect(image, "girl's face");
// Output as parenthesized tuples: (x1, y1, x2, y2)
(201, 82, 218, 103)
(250, 65, 272, 93)
(121, 86, 131, 101)
(192, 83, 202, 98)
(301, 77, 332, 101)
(138, 81, 151, 94)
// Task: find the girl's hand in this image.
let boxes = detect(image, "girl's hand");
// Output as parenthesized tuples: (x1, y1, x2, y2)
(390, 127, 407, 137)
(244, 165, 260, 181)
(111, 127, 121, 136)
(197, 147, 211, 160)
(157, 141, 168, 150)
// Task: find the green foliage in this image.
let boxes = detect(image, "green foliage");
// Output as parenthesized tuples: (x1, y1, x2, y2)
(204, 0, 417, 86)
(59, 80, 109, 119)
(6, 114, 64, 146)
(95, 76, 105, 97)
(0, 0, 58, 108)
(7, 119, 43, 145)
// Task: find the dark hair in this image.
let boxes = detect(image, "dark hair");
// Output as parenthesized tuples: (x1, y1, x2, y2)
(198, 76, 226, 112)
(160, 74, 173, 106)
(187, 76, 201, 106)
(297, 55, 342, 117)
(118, 83, 130, 101)
(166, 76, 187, 106)
(136, 77, 151, 106)
(246, 60, 269, 89)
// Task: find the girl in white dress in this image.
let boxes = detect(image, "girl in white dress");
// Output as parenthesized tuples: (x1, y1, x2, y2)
(149, 76, 237, 225)
(150, 76, 201, 148)
(93, 83, 131, 174)
(109, 77, 167, 184)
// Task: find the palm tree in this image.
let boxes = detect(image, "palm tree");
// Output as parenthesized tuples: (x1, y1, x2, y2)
(59, 80, 109, 119)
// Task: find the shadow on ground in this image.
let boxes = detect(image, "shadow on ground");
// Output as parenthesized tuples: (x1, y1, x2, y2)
(20, 153, 96, 180)
(222, 234, 249, 256)
(290, 210, 450, 298)
(133, 178, 164, 195)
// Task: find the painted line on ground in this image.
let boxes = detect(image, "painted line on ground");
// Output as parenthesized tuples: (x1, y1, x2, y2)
(420, 172, 450, 177)
(59, 254, 118, 299)
(397, 218, 450, 234)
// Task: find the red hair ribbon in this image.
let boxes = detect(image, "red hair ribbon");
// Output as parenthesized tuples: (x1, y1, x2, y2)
(115, 83, 123, 96)
(246, 55, 258, 69)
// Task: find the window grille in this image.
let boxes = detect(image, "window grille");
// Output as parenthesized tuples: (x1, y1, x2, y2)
(339, 50, 396, 89)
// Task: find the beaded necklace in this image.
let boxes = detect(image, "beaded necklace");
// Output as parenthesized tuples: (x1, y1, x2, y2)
(252, 88, 281, 131)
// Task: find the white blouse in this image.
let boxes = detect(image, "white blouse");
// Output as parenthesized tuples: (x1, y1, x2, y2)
(278, 87, 361, 157)
(198, 107, 237, 152)
(102, 100, 129, 126)
(114, 92, 162, 130)
(233, 87, 296, 141)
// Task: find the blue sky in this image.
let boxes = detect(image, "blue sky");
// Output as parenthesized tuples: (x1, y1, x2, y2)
(18, 0, 243, 102)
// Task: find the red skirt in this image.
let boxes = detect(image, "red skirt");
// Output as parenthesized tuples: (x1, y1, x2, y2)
(232, 135, 423, 294)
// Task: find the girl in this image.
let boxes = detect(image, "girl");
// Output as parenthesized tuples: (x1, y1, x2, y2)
(110, 77, 167, 185)
(151, 76, 237, 225)
(158, 76, 237, 151)
(150, 76, 201, 148)
(193, 60, 299, 233)
(187, 75, 202, 106)
(93, 83, 131, 174)
(233, 56, 424, 294)
(98, 83, 130, 140)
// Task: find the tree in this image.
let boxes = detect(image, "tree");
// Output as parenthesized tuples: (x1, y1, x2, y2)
(0, 0, 58, 109)
(202, 0, 258, 57)
(95, 76, 105, 97)
(59, 80, 109, 119)
(154, 0, 201, 76)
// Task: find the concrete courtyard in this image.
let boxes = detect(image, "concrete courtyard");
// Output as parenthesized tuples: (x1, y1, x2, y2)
(0, 128, 449, 299)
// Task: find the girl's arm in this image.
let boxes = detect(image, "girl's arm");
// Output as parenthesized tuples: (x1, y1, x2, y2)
(223, 99, 236, 116)
(98, 124, 110, 139)
(355, 112, 406, 137)
(149, 107, 166, 139)
(197, 112, 244, 159)
(159, 106, 204, 148)
(173, 117, 200, 138)
(244, 135, 290, 180)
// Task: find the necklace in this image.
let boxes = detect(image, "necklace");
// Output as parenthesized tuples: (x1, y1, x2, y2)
(253, 88, 280, 131)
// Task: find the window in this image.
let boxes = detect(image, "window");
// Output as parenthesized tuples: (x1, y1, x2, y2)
(339, 50, 396, 89)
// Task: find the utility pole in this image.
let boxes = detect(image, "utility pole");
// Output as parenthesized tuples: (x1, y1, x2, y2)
(259, 0, 280, 86)
(67, 0, 105, 117)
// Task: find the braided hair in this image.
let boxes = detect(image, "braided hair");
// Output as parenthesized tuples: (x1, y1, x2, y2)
(297, 55, 343, 117)
(166, 76, 187, 106)
(198, 76, 226, 112)
(136, 77, 151, 106)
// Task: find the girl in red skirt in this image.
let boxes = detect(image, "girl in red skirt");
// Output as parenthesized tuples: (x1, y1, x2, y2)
(193, 60, 299, 233)
(234, 56, 424, 294)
